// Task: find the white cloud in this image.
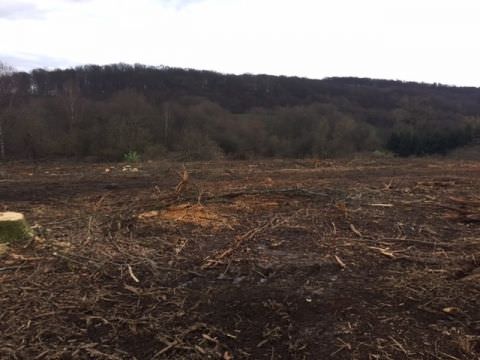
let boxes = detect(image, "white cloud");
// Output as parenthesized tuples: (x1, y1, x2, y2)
(160, 0, 206, 10)
(1, 0, 480, 86)
(0, 52, 76, 71)
(0, 1, 44, 19)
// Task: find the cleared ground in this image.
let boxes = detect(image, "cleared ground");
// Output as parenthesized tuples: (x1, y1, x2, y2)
(1, 158, 479, 359)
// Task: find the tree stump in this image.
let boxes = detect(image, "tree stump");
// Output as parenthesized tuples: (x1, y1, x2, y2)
(0, 212, 32, 243)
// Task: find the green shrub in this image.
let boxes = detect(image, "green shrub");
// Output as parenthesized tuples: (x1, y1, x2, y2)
(123, 150, 140, 163)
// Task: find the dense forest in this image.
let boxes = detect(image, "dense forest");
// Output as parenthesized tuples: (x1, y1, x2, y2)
(1, 62, 479, 161)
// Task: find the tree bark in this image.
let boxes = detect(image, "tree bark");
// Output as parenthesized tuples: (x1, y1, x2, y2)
(164, 102, 170, 145)
(0, 122, 5, 160)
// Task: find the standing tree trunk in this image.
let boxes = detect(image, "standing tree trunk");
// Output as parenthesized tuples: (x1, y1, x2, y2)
(164, 102, 170, 145)
(63, 78, 80, 136)
(0, 61, 16, 161)
(0, 122, 5, 160)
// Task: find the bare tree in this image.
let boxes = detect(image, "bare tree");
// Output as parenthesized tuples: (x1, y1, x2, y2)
(62, 77, 81, 134)
(164, 101, 170, 145)
(0, 61, 17, 160)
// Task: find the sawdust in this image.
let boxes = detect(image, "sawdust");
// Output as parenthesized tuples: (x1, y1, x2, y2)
(231, 196, 280, 213)
(138, 196, 279, 228)
(138, 203, 236, 229)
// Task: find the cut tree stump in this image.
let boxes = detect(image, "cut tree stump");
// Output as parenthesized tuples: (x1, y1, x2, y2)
(0, 212, 33, 243)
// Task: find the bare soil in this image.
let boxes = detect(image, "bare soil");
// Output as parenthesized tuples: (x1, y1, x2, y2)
(1, 158, 479, 359)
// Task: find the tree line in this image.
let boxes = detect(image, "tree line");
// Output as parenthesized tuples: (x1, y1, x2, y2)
(1, 62, 479, 161)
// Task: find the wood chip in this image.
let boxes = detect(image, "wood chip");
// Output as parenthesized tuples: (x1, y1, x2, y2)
(369, 246, 395, 258)
(442, 307, 461, 314)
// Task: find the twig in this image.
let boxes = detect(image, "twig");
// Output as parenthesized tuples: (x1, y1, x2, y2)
(202, 217, 281, 268)
(127, 264, 140, 283)
(368, 203, 394, 207)
(0, 265, 33, 272)
(350, 223, 363, 237)
(153, 340, 179, 358)
(389, 336, 408, 356)
(205, 187, 329, 201)
(175, 165, 189, 196)
(334, 255, 347, 269)
(379, 237, 453, 248)
(369, 246, 396, 258)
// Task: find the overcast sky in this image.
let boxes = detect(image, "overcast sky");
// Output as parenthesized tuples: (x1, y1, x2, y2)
(1, 0, 479, 86)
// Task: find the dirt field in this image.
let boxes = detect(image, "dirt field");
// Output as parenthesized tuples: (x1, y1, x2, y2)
(1, 158, 479, 359)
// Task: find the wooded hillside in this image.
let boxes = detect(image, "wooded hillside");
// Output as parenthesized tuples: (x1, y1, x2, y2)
(1, 63, 479, 160)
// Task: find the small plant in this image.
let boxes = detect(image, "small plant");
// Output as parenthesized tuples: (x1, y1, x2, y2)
(372, 149, 393, 158)
(123, 150, 140, 163)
